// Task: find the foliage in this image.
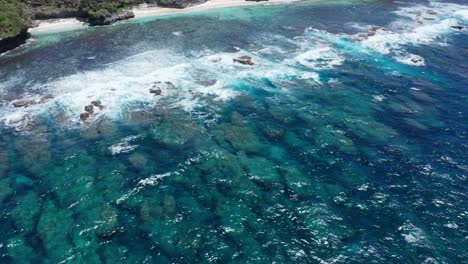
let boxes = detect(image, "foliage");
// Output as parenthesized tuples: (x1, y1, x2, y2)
(0, 0, 31, 38)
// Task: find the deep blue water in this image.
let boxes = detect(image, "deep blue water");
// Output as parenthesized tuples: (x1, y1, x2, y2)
(0, 0, 467, 263)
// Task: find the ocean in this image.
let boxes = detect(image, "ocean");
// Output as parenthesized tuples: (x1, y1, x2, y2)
(0, 0, 467, 263)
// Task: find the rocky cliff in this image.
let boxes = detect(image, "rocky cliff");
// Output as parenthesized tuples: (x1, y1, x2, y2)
(0, 0, 31, 54)
(0, 0, 208, 53)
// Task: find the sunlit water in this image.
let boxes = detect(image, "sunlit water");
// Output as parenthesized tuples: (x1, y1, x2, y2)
(0, 0, 467, 263)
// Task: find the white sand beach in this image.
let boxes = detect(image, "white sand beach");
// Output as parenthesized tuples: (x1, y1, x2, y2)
(29, 18, 86, 34)
(133, 0, 300, 18)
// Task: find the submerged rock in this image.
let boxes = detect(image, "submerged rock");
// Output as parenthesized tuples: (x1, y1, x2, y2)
(37, 200, 74, 262)
(5, 236, 36, 263)
(220, 124, 263, 153)
(129, 152, 148, 169)
(14, 133, 51, 175)
(0, 178, 12, 203)
(12, 173, 35, 190)
(239, 154, 280, 184)
(150, 116, 200, 146)
(233, 55, 255, 66)
(282, 166, 312, 196)
(12, 192, 41, 233)
(0, 151, 8, 178)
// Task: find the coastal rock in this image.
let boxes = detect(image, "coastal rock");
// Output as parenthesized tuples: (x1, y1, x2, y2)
(12, 94, 53, 108)
(157, 0, 207, 8)
(233, 56, 255, 66)
(410, 56, 424, 65)
(91, 100, 104, 110)
(150, 88, 162, 95)
(80, 112, 90, 121)
(12, 100, 35, 108)
(0, 30, 30, 55)
(85, 104, 94, 114)
(150, 81, 176, 95)
(165, 81, 176, 89)
(450, 25, 464, 31)
(88, 10, 135, 26)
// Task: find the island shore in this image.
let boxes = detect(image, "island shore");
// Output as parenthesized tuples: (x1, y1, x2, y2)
(29, 0, 300, 34)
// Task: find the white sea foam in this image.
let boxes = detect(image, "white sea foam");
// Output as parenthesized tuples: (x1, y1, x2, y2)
(358, 2, 468, 66)
(109, 135, 142, 155)
(1, 29, 346, 128)
(398, 222, 430, 247)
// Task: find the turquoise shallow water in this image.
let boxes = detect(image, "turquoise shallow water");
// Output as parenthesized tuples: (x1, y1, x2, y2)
(0, 0, 467, 263)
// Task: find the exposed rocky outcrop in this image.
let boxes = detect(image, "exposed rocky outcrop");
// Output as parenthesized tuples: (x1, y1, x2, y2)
(80, 112, 90, 121)
(158, 0, 208, 8)
(11, 95, 53, 108)
(84, 104, 94, 114)
(0, 30, 30, 54)
(150, 88, 162, 95)
(450, 25, 464, 31)
(1, 0, 211, 54)
(79, 100, 105, 122)
(91, 100, 104, 110)
(88, 10, 135, 26)
(233, 56, 255, 66)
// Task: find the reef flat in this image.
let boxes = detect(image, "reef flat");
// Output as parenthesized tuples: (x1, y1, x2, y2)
(0, 0, 467, 263)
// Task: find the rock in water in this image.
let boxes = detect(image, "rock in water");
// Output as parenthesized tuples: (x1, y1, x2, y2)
(150, 88, 162, 95)
(80, 112, 90, 121)
(0, 30, 30, 55)
(12, 100, 35, 108)
(370, 26, 383, 32)
(233, 56, 255, 66)
(91, 100, 104, 110)
(450, 25, 464, 31)
(411, 57, 423, 64)
(85, 104, 94, 114)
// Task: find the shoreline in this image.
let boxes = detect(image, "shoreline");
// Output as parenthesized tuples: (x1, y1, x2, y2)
(29, 0, 300, 34)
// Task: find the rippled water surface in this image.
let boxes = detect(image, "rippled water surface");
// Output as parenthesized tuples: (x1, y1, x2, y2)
(0, 0, 467, 263)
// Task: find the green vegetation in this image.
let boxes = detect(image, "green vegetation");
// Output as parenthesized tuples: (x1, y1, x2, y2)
(17, 0, 137, 19)
(79, 0, 136, 14)
(0, 0, 31, 39)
